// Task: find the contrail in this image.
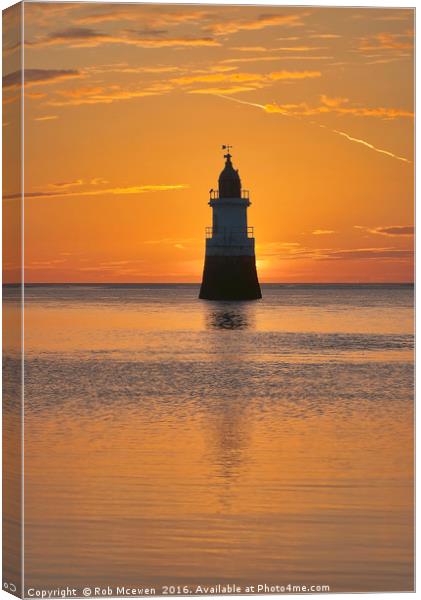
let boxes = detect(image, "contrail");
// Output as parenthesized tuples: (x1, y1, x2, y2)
(216, 94, 272, 112)
(216, 94, 411, 164)
(331, 128, 410, 163)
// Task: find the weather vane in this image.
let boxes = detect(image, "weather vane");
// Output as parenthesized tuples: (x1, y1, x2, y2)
(222, 144, 233, 155)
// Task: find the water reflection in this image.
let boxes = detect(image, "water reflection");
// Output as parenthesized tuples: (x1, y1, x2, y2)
(203, 397, 251, 511)
(206, 303, 254, 330)
(21, 285, 414, 592)
(203, 304, 254, 508)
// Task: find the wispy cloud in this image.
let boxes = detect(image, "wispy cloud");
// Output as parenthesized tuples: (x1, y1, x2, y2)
(84, 63, 185, 75)
(121, 32, 220, 48)
(320, 94, 348, 108)
(27, 27, 113, 48)
(232, 46, 268, 52)
(258, 241, 412, 262)
(364, 56, 408, 66)
(312, 229, 335, 235)
(49, 179, 84, 188)
(46, 84, 167, 106)
(4, 183, 189, 201)
(359, 31, 413, 52)
(27, 27, 221, 49)
(23, 2, 76, 26)
(250, 95, 413, 119)
(26, 91, 48, 100)
(309, 33, 341, 39)
(34, 115, 58, 122)
(171, 71, 263, 86)
(355, 225, 414, 236)
(90, 177, 109, 185)
(208, 12, 308, 35)
(174, 69, 321, 95)
(221, 55, 332, 64)
(3, 68, 82, 89)
(232, 44, 326, 53)
(74, 7, 208, 26)
(32, 64, 241, 107)
(320, 247, 413, 261)
(190, 85, 262, 95)
(143, 237, 197, 246)
(275, 45, 327, 52)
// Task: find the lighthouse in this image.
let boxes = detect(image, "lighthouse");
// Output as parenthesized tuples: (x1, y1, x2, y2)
(199, 147, 262, 301)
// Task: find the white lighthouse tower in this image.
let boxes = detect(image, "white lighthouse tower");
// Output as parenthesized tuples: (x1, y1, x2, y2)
(199, 146, 262, 300)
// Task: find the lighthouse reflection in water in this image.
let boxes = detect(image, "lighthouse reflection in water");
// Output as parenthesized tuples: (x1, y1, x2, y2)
(15, 282, 413, 593)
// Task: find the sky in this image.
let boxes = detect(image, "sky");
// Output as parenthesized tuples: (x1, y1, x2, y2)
(3, 1, 415, 283)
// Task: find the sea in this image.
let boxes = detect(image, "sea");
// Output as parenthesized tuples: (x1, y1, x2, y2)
(3, 284, 414, 593)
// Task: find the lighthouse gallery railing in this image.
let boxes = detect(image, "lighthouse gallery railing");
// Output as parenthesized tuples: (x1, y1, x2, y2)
(205, 226, 254, 240)
(209, 190, 250, 200)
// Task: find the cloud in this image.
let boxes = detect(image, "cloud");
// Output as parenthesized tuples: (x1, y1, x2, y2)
(27, 258, 67, 268)
(40, 64, 238, 106)
(30, 27, 112, 48)
(232, 43, 326, 53)
(49, 179, 83, 188)
(257, 241, 412, 262)
(74, 7, 208, 26)
(190, 85, 261, 95)
(320, 94, 348, 108)
(269, 71, 322, 81)
(172, 69, 321, 95)
(208, 12, 308, 35)
(257, 241, 307, 258)
(355, 225, 414, 236)
(365, 57, 407, 66)
(221, 55, 332, 64)
(23, 2, 76, 26)
(90, 177, 109, 185)
(3, 68, 82, 89)
(376, 12, 414, 23)
(4, 183, 189, 201)
(261, 69, 321, 81)
(319, 247, 413, 261)
(309, 33, 341, 39)
(25, 91, 48, 99)
(85, 63, 236, 77)
(85, 63, 185, 75)
(172, 72, 263, 85)
(2, 40, 20, 57)
(34, 115, 58, 122)
(232, 46, 268, 52)
(46, 84, 168, 106)
(255, 97, 412, 119)
(27, 27, 221, 49)
(359, 31, 413, 52)
(312, 229, 335, 235)
(334, 105, 412, 119)
(143, 237, 197, 245)
(121, 31, 221, 48)
(275, 46, 327, 52)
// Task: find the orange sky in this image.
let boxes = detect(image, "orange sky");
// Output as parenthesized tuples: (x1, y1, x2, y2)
(3, 2, 414, 283)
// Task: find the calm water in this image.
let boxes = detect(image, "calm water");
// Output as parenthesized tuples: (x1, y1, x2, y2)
(4, 284, 414, 593)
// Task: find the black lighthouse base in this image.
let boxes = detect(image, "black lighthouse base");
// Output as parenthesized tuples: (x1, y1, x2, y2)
(199, 255, 262, 300)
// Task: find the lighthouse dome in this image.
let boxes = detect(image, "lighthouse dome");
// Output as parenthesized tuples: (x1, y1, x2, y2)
(218, 153, 241, 198)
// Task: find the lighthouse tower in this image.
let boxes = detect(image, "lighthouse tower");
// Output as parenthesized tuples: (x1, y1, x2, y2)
(199, 147, 262, 300)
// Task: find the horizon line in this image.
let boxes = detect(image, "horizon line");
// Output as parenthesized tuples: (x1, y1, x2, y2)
(4, 281, 415, 286)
